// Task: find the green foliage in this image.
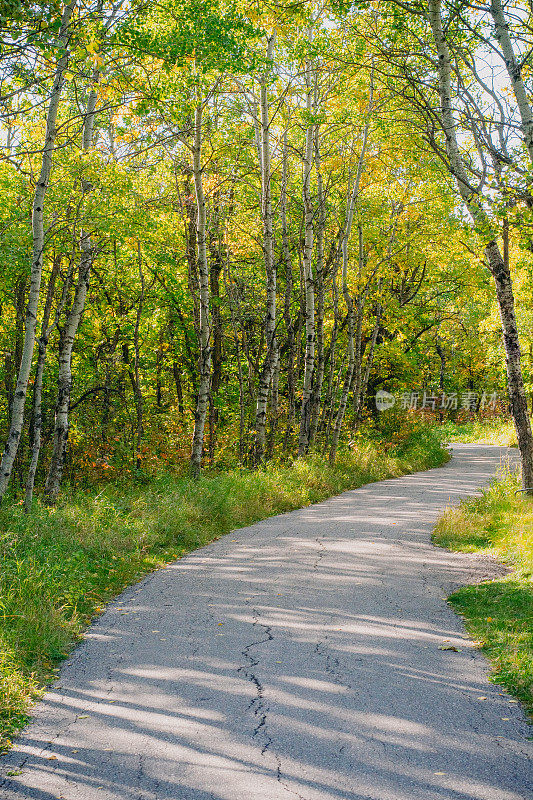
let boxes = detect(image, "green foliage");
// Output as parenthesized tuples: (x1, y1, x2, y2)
(433, 472, 533, 715)
(0, 432, 447, 750)
(115, 0, 261, 72)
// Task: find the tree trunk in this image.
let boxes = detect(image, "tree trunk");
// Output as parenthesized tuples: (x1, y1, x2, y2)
(208, 200, 223, 464)
(281, 130, 296, 450)
(309, 123, 326, 448)
(130, 246, 145, 470)
(224, 258, 246, 462)
(44, 69, 99, 503)
(44, 242, 93, 501)
(429, 0, 533, 492)
(490, 0, 533, 163)
(298, 58, 316, 457)
(0, 0, 76, 502)
(355, 296, 382, 426)
(190, 100, 211, 478)
(266, 347, 280, 459)
(329, 83, 373, 463)
(486, 240, 533, 488)
(252, 32, 277, 465)
(23, 258, 61, 511)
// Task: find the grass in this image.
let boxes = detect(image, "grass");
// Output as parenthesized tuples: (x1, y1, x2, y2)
(433, 471, 533, 716)
(440, 417, 517, 447)
(0, 430, 447, 751)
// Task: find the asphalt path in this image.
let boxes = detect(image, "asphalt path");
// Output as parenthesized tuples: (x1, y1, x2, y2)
(1, 444, 531, 800)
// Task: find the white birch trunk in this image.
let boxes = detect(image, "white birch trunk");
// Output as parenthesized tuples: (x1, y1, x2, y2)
(355, 296, 382, 425)
(190, 101, 211, 478)
(297, 58, 316, 456)
(252, 32, 277, 465)
(44, 72, 99, 503)
(329, 80, 373, 463)
(0, 0, 76, 502)
(281, 130, 296, 449)
(490, 0, 533, 163)
(429, 0, 533, 492)
(23, 259, 61, 511)
(309, 123, 326, 447)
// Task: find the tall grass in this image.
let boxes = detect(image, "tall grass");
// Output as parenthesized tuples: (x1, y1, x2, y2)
(0, 432, 447, 750)
(433, 472, 533, 715)
(440, 417, 517, 447)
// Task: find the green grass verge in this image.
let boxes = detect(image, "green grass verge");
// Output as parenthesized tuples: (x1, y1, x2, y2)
(0, 432, 447, 751)
(439, 418, 517, 446)
(433, 472, 533, 716)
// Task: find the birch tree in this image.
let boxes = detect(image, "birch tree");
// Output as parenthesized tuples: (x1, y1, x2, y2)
(44, 61, 101, 503)
(190, 97, 212, 478)
(427, 0, 533, 492)
(0, 0, 76, 502)
(252, 32, 277, 465)
(297, 54, 316, 456)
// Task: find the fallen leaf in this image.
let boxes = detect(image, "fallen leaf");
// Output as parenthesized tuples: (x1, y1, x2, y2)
(438, 645, 461, 651)
(47, 755, 58, 760)
(77, 715, 89, 719)
(434, 772, 446, 775)
(477, 696, 487, 700)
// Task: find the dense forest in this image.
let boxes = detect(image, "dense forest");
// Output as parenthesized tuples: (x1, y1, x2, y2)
(1, 0, 533, 503)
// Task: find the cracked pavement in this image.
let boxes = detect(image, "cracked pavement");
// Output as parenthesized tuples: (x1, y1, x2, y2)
(0, 444, 531, 799)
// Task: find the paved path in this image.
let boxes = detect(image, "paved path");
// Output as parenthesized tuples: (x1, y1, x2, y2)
(1, 444, 531, 800)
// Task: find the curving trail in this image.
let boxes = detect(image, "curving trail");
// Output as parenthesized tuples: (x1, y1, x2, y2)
(1, 444, 531, 800)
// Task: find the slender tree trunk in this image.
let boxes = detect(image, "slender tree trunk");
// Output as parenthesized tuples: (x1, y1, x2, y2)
(329, 87, 373, 463)
(490, 0, 533, 163)
(429, 0, 533, 492)
(320, 250, 341, 438)
(23, 258, 61, 511)
(309, 123, 326, 448)
(329, 286, 355, 464)
(281, 130, 296, 450)
(190, 100, 211, 478)
(355, 297, 382, 426)
(224, 258, 246, 462)
(208, 206, 223, 464)
(436, 337, 445, 423)
(266, 347, 280, 459)
(44, 69, 99, 503)
(252, 32, 277, 465)
(298, 59, 316, 456)
(44, 241, 93, 501)
(130, 247, 145, 470)
(0, 0, 75, 502)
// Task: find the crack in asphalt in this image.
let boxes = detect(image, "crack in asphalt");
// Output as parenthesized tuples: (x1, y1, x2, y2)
(238, 609, 274, 755)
